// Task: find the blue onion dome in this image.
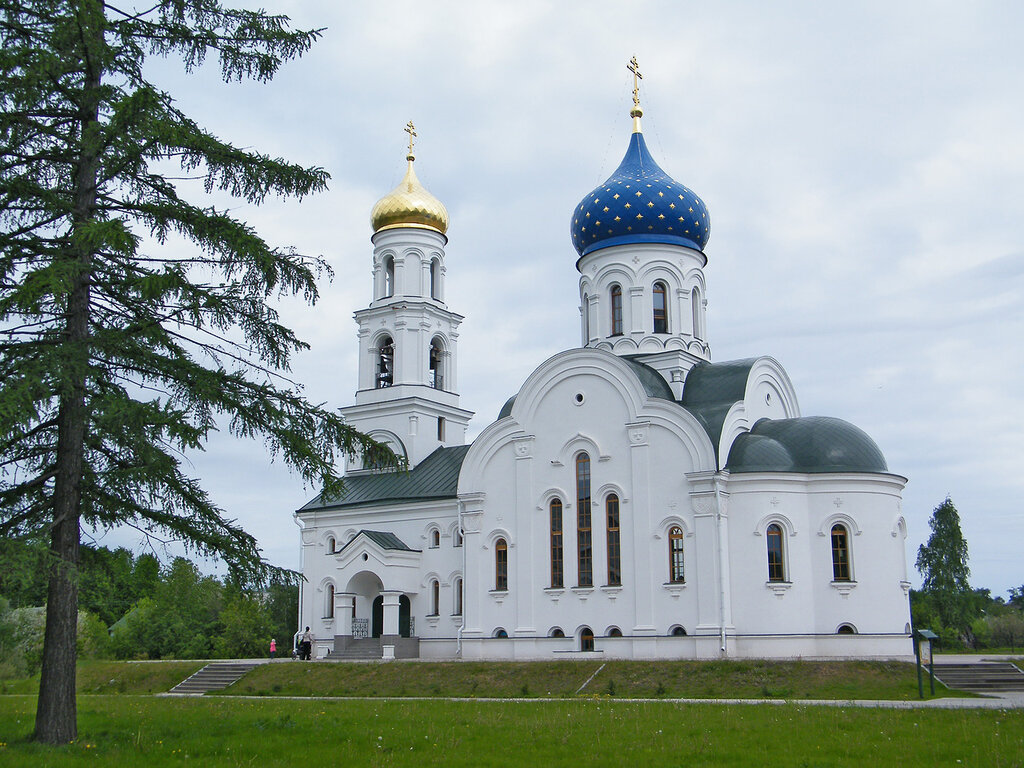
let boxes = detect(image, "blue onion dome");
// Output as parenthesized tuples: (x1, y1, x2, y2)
(571, 123, 710, 259)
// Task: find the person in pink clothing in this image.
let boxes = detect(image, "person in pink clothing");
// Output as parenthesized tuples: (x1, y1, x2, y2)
(269, 638, 277, 659)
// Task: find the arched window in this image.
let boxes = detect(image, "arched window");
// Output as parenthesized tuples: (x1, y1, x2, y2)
(384, 256, 395, 297)
(653, 281, 668, 333)
(610, 285, 623, 336)
(766, 523, 785, 582)
(580, 627, 595, 652)
(671, 625, 687, 637)
(453, 528, 463, 547)
(831, 524, 851, 581)
(494, 628, 508, 638)
(606, 494, 621, 586)
(429, 579, 440, 616)
(495, 538, 508, 591)
(429, 339, 444, 390)
(669, 526, 685, 583)
(430, 529, 440, 548)
(691, 286, 702, 339)
(376, 336, 394, 388)
(453, 577, 463, 616)
(430, 258, 440, 300)
(576, 453, 593, 587)
(325, 583, 335, 619)
(550, 627, 565, 638)
(581, 293, 590, 343)
(326, 536, 335, 554)
(607, 627, 623, 638)
(837, 624, 857, 635)
(550, 499, 564, 588)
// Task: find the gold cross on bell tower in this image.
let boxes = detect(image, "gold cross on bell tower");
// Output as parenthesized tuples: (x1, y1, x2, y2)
(405, 120, 417, 160)
(627, 56, 644, 131)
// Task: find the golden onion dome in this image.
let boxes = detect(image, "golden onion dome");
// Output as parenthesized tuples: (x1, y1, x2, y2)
(370, 153, 449, 235)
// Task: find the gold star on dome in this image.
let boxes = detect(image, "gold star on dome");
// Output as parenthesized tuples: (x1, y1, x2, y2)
(635, 191, 642, 197)
(613, 193, 620, 199)
(647, 202, 654, 208)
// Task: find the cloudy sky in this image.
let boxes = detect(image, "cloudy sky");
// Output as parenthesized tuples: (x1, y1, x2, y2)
(97, 1, 1023, 597)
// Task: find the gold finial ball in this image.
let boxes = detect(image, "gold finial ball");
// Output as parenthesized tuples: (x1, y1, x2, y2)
(370, 158, 449, 235)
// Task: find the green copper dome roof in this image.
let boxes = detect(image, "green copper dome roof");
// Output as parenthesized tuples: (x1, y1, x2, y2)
(727, 417, 888, 474)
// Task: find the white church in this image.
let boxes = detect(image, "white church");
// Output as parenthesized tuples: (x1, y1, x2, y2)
(295, 70, 913, 661)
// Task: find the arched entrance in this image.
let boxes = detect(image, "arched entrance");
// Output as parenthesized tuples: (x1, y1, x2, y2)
(371, 594, 411, 637)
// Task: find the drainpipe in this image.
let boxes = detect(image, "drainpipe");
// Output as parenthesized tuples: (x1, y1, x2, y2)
(294, 513, 305, 654)
(457, 498, 465, 656)
(714, 475, 727, 654)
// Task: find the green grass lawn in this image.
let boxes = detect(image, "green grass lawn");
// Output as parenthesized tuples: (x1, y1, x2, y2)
(0, 694, 1020, 766)
(0, 660, 204, 696)
(224, 658, 954, 701)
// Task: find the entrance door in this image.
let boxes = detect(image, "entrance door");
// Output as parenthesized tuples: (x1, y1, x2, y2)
(398, 595, 411, 637)
(371, 596, 383, 637)
(370, 594, 413, 637)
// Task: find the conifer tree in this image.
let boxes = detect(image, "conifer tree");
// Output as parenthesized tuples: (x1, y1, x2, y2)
(0, 0, 395, 743)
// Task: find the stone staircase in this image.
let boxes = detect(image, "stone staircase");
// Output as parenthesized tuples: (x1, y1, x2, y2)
(933, 662, 1024, 694)
(168, 661, 265, 695)
(329, 638, 384, 660)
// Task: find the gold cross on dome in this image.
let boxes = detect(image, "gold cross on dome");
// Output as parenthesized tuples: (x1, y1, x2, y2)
(405, 120, 417, 157)
(627, 56, 643, 109)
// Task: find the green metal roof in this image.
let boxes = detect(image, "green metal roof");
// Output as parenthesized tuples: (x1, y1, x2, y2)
(339, 530, 417, 553)
(298, 444, 471, 512)
(498, 395, 516, 419)
(726, 416, 888, 474)
(621, 357, 676, 401)
(679, 359, 758, 459)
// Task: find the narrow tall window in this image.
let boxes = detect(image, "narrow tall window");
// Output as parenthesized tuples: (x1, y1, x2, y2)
(669, 526, 685, 583)
(550, 499, 564, 588)
(430, 529, 440, 548)
(430, 258, 440, 300)
(325, 583, 335, 618)
(580, 627, 595, 652)
(454, 577, 463, 616)
(831, 524, 851, 581)
(384, 256, 395, 297)
(495, 538, 508, 591)
(610, 285, 623, 336)
(691, 286, 702, 339)
(453, 528, 463, 547)
(606, 494, 621, 586)
(326, 536, 335, 554)
(430, 579, 439, 616)
(582, 293, 590, 343)
(653, 281, 668, 333)
(376, 336, 394, 388)
(766, 523, 785, 582)
(576, 453, 593, 587)
(429, 339, 444, 389)
(437, 416, 445, 441)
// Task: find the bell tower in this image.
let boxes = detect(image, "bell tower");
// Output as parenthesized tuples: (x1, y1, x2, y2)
(342, 123, 473, 470)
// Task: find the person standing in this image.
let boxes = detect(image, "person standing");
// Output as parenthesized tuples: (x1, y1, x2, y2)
(300, 626, 314, 660)
(269, 638, 277, 659)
